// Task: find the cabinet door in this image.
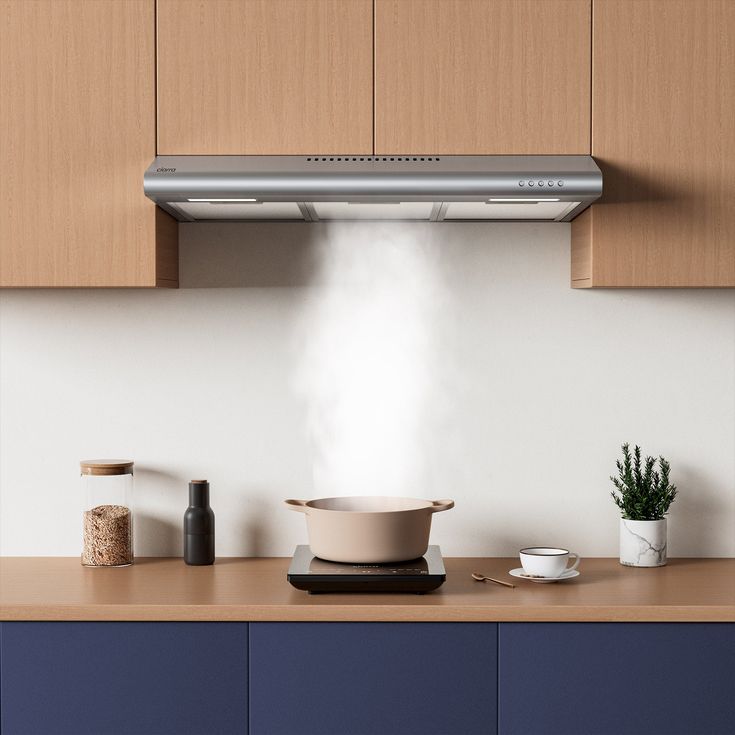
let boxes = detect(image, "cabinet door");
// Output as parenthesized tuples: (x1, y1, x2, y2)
(375, 0, 591, 154)
(0, 622, 248, 735)
(571, 0, 735, 287)
(498, 623, 735, 735)
(249, 622, 497, 735)
(0, 0, 177, 288)
(157, 0, 373, 155)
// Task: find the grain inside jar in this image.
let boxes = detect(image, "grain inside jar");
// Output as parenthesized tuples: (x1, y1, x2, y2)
(82, 504, 132, 566)
(80, 460, 134, 567)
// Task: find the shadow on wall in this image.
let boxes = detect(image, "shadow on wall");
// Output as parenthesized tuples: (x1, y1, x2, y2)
(134, 466, 186, 556)
(669, 464, 733, 556)
(178, 221, 493, 288)
(235, 491, 277, 557)
(135, 514, 181, 556)
(179, 222, 323, 288)
(178, 220, 571, 289)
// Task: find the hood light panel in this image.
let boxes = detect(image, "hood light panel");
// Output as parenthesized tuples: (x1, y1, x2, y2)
(187, 198, 258, 203)
(488, 198, 561, 203)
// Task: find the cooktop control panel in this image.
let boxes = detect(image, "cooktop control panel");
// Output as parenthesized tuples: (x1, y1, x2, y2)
(287, 545, 446, 594)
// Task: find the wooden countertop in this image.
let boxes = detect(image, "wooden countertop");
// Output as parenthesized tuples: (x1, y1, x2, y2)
(1, 557, 733, 622)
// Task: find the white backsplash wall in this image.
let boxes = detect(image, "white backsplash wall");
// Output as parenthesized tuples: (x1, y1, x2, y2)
(1, 223, 734, 557)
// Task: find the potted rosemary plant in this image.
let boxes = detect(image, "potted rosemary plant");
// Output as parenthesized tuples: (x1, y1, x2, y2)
(610, 443, 677, 567)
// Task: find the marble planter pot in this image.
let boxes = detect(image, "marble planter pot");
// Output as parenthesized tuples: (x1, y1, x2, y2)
(619, 518, 667, 567)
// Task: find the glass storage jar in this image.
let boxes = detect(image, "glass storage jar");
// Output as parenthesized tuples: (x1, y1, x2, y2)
(81, 460, 134, 566)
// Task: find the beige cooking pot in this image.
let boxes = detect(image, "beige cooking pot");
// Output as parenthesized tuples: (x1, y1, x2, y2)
(284, 496, 454, 563)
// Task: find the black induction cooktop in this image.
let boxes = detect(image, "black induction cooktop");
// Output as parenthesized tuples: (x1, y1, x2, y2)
(287, 545, 446, 594)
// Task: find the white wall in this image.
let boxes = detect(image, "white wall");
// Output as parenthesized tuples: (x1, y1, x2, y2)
(1, 223, 734, 558)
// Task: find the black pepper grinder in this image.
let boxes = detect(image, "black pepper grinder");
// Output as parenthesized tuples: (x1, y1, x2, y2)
(184, 480, 215, 565)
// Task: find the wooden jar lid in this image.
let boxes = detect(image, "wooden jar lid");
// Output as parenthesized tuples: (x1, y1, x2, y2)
(80, 460, 134, 476)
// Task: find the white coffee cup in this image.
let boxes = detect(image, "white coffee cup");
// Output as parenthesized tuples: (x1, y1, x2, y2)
(519, 547, 581, 578)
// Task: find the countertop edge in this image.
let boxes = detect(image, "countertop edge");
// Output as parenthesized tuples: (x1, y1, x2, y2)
(2, 604, 734, 623)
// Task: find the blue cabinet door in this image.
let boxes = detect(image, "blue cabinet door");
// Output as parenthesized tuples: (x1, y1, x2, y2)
(0, 622, 248, 735)
(498, 623, 735, 735)
(249, 622, 497, 735)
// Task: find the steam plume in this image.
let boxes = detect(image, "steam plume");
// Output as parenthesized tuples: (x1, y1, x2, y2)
(294, 222, 447, 498)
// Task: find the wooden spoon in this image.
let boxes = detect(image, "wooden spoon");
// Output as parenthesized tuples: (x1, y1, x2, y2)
(472, 572, 515, 588)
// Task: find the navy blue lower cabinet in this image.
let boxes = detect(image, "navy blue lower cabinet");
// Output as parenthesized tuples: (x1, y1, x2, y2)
(249, 622, 497, 735)
(0, 622, 248, 735)
(498, 623, 735, 735)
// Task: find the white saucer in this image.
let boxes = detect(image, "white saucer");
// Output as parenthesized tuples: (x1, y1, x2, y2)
(509, 567, 580, 583)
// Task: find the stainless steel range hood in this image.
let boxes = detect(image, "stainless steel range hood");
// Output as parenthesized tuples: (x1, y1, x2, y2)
(144, 155, 602, 222)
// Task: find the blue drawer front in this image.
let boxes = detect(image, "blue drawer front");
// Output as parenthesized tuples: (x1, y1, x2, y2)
(0, 622, 248, 735)
(249, 622, 497, 735)
(498, 622, 735, 735)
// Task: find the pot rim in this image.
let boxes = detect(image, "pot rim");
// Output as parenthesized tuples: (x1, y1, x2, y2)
(286, 496, 454, 514)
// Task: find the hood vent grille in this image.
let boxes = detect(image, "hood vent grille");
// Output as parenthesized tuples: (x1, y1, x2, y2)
(144, 155, 602, 222)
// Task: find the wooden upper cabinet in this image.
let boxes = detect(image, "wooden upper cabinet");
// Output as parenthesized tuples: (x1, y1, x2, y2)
(374, 0, 591, 155)
(572, 0, 735, 287)
(0, 0, 177, 288)
(157, 0, 373, 155)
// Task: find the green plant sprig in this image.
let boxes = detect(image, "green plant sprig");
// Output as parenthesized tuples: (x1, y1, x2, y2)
(610, 443, 677, 521)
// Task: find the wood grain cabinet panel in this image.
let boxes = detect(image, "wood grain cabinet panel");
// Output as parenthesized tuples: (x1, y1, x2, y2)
(572, 0, 735, 287)
(157, 0, 373, 155)
(0, 0, 177, 288)
(375, 0, 591, 154)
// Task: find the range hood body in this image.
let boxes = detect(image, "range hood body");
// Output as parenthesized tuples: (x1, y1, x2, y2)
(144, 155, 602, 222)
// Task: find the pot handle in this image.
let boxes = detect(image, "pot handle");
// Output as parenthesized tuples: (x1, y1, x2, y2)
(429, 499, 455, 513)
(284, 499, 310, 513)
